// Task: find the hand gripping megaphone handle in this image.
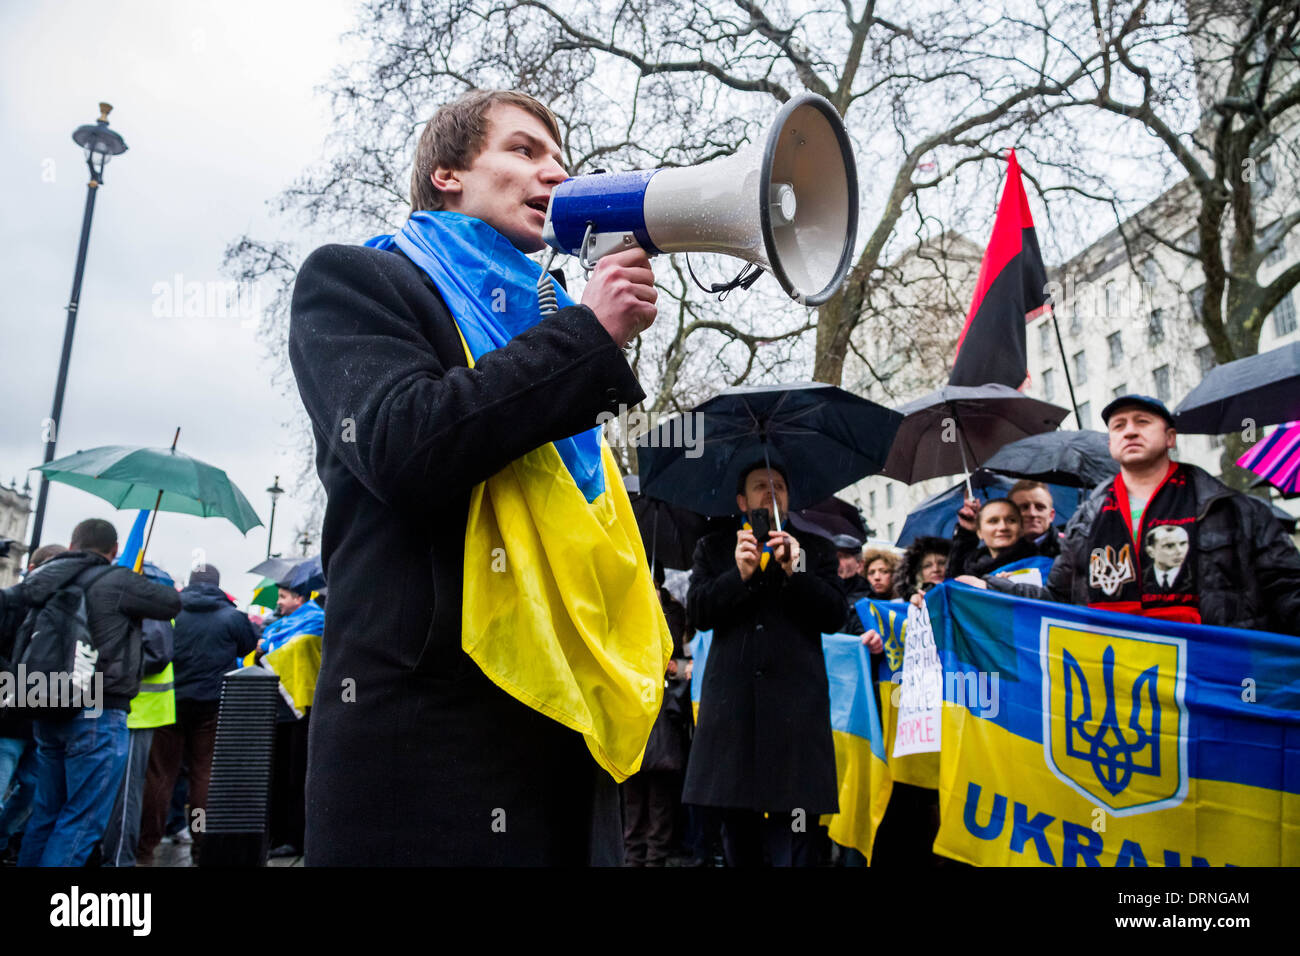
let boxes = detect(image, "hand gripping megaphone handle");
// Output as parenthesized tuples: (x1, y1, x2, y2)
(580, 229, 642, 271)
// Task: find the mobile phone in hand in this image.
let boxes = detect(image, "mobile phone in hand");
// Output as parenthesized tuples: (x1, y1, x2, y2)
(746, 509, 771, 543)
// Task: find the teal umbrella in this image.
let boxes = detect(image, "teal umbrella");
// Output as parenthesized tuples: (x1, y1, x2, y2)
(33, 429, 263, 551)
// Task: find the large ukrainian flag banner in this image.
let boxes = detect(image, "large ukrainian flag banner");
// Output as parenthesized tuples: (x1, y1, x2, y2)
(927, 583, 1300, 867)
(689, 630, 893, 859)
(859, 598, 940, 790)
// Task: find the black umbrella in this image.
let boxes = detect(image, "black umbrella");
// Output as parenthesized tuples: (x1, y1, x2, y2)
(636, 382, 903, 522)
(983, 429, 1118, 488)
(795, 495, 871, 541)
(248, 555, 298, 580)
(1173, 341, 1300, 434)
(881, 383, 1069, 486)
(623, 474, 709, 572)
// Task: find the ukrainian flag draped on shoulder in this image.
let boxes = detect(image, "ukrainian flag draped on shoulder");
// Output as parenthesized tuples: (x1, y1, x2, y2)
(242, 600, 325, 717)
(927, 582, 1300, 867)
(366, 212, 672, 782)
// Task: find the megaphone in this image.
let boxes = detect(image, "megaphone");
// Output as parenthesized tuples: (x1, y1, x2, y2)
(541, 93, 858, 306)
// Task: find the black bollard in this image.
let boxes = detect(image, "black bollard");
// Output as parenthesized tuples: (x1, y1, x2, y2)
(197, 666, 281, 867)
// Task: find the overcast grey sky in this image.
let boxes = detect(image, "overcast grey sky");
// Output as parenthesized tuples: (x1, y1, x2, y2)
(1, 0, 358, 605)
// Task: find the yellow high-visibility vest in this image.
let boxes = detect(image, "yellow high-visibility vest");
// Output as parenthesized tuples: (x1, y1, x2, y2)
(128, 663, 176, 730)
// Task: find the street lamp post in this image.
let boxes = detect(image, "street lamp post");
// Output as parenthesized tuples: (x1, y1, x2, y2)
(28, 103, 128, 552)
(297, 531, 313, 557)
(265, 476, 284, 559)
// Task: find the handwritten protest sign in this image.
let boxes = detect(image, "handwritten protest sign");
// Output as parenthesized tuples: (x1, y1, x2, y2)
(892, 598, 943, 757)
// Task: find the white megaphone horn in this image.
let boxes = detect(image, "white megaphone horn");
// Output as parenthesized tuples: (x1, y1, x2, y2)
(541, 93, 858, 306)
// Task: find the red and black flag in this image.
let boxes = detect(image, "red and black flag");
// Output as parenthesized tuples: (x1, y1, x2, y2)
(949, 149, 1051, 388)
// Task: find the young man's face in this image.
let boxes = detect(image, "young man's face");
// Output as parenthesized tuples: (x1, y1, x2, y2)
(432, 103, 567, 253)
(1010, 487, 1055, 538)
(1108, 406, 1176, 469)
(277, 590, 306, 617)
(735, 469, 789, 520)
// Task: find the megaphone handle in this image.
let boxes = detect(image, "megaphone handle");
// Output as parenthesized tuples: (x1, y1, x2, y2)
(580, 227, 642, 271)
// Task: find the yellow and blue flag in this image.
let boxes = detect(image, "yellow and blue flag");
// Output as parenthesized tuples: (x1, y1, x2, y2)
(927, 582, 1300, 866)
(115, 510, 150, 573)
(820, 634, 893, 860)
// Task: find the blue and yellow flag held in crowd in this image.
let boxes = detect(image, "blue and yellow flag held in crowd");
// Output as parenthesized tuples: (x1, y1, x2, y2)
(927, 583, 1300, 866)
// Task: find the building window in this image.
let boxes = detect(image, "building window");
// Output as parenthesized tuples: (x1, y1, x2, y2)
(1196, 345, 1217, 376)
(1190, 285, 1205, 318)
(1142, 257, 1159, 290)
(1107, 331, 1124, 367)
(1147, 309, 1164, 346)
(1069, 308, 1082, 336)
(1077, 401, 1091, 428)
(1039, 321, 1052, 357)
(1180, 228, 1201, 255)
(1105, 281, 1120, 317)
(1154, 365, 1171, 403)
(887, 522, 895, 541)
(886, 484, 894, 509)
(1073, 350, 1088, 386)
(868, 490, 876, 513)
(1274, 292, 1297, 337)
(1113, 383, 1127, 399)
(1043, 368, 1056, 402)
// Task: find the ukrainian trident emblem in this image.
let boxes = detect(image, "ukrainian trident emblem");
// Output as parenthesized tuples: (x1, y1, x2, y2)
(1041, 620, 1188, 815)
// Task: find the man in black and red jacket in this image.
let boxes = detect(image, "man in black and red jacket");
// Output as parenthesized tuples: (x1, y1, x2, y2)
(967, 395, 1300, 635)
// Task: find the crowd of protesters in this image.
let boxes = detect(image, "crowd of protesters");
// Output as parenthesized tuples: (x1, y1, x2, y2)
(617, 394, 1300, 868)
(0, 517, 318, 867)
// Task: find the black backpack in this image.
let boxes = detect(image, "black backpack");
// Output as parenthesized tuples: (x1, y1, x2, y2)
(1, 565, 114, 721)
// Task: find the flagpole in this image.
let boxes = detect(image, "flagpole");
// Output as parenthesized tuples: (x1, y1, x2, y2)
(1047, 306, 1083, 428)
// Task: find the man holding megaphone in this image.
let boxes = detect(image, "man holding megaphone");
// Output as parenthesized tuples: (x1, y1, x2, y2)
(288, 89, 674, 866)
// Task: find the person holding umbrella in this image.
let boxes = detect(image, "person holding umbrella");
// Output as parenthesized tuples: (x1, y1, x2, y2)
(681, 462, 845, 867)
(970, 396, 1300, 634)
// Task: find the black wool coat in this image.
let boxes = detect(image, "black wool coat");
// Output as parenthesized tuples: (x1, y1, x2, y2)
(681, 526, 845, 815)
(288, 242, 645, 865)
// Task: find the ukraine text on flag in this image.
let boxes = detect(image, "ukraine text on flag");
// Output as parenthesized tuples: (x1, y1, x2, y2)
(926, 582, 1300, 867)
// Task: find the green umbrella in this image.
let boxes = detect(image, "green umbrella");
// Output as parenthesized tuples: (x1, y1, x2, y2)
(34, 430, 263, 568)
(251, 577, 278, 609)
